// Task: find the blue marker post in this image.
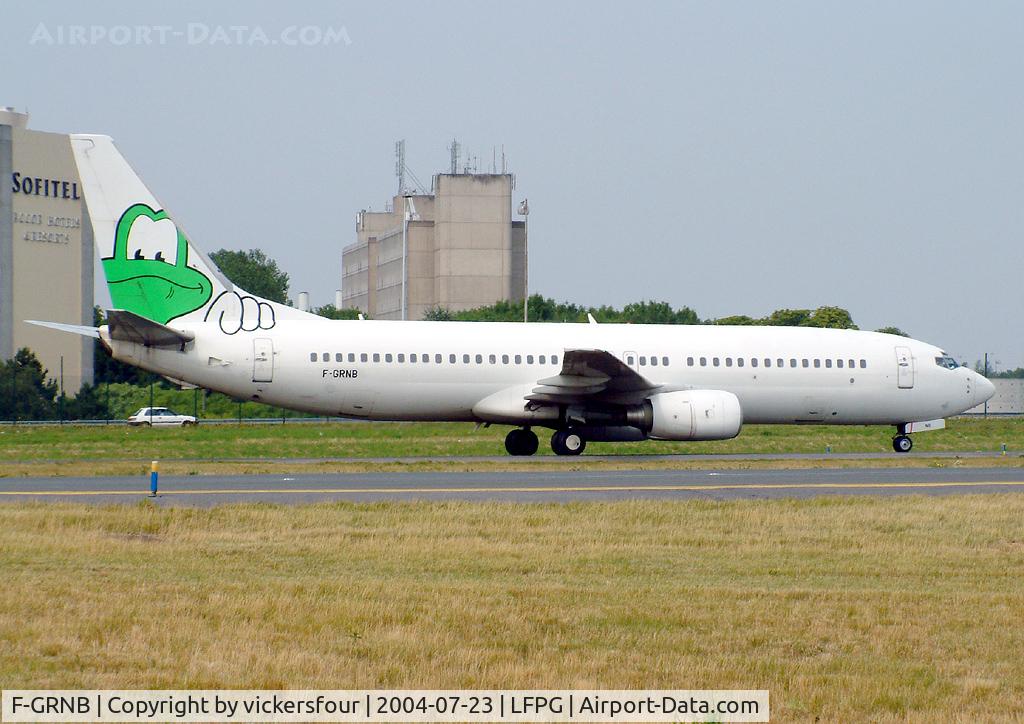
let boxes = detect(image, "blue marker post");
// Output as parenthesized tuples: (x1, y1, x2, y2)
(149, 460, 159, 497)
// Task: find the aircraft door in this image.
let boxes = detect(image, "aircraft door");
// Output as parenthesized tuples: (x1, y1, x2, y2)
(253, 338, 274, 383)
(895, 345, 914, 389)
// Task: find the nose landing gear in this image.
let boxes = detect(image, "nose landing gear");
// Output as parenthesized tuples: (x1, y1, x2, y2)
(892, 434, 913, 453)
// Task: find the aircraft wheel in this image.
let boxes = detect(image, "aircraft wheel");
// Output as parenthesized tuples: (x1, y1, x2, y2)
(551, 429, 586, 456)
(505, 428, 539, 456)
(893, 434, 913, 453)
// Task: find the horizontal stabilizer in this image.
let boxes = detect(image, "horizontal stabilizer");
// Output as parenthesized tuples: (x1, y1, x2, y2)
(106, 309, 195, 348)
(25, 320, 100, 338)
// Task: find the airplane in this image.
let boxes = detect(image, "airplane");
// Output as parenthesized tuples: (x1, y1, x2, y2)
(31, 134, 996, 457)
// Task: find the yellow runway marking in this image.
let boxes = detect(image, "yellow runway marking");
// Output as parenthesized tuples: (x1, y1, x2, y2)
(1, 480, 1024, 496)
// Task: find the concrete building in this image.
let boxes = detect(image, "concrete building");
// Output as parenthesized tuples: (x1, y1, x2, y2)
(0, 107, 93, 393)
(342, 173, 526, 320)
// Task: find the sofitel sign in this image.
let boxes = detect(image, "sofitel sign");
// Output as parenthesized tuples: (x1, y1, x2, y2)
(11, 172, 81, 200)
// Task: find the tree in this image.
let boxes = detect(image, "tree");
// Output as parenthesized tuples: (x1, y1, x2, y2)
(0, 349, 59, 421)
(874, 326, 910, 337)
(209, 249, 290, 304)
(764, 308, 810, 327)
(620, 300, 700, 325)
(802, 306, 858, 330)
(313, 305, 363, 320)
(714, 315, 759, 326)
(422, 306, 453, 321)
(65, 383, 111, 420)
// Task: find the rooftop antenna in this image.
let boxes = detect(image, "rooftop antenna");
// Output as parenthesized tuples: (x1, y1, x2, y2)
(501, 145, 506, 174)
(448, 138, 460, 174)
(394, 139, 406, 194)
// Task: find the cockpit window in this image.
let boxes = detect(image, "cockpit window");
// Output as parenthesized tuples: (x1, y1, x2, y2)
(935, 356, 959, 370)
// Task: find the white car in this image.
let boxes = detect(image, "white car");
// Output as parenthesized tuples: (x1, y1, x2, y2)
(127, 407, 198, 427)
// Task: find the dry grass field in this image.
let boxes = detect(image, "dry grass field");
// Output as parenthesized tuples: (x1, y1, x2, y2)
(2, 496, 1023, 720)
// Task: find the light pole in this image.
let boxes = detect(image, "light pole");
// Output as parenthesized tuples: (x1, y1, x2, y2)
(518, 199, 529, 322)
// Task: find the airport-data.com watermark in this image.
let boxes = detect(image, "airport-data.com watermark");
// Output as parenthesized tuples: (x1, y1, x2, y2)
(28, 22, 352, 47)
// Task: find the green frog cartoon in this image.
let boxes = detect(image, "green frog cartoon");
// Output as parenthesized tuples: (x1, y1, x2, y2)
(102, 203, 213, 324)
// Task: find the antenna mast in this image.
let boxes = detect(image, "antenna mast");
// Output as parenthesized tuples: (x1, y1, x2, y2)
(394, 139, 406, 194)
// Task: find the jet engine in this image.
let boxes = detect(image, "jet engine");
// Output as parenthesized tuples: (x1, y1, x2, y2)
(641, 389, 742, 441)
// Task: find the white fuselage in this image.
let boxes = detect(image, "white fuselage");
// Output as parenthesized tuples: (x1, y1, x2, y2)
(105, 319, 991, 428)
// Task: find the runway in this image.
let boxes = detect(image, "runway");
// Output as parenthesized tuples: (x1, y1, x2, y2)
(2, 466, 1024, 505)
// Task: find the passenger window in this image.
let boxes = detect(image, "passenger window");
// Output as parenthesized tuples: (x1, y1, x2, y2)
(410, 354, 417, 363)
(650, 357, 658, 367)
(334, 353, 342, 362)
(475, 354, 483, 364)
(539, 355, 547, 364)
(860, 359, 867, 368)
(713, 357, 720, 367)
(552, 355, 559, 365)
(737, 358, 744, 367)
(515, 354, 522, 364)
(450, 354, 457, 363)
(763, 358, 770, 368)
(322, 353, 329, 362)
(700, 357, 707, 366)
(361, 353, 368, 362)
(502, 354, 509, 364)
(373, 353, 381, 363)
(825, 359, 832, 368)
(640, 356, 647, 366)
(687, 357, 694, 366)
(848, 359, 855, 368)
(348, 353, 355, 363)
(662, 356, 669, 366)
(837, 359, 843, 368)
(463, 354, 470, 363)
(626, 355, 635, 365)
(397, 354, 405, 363)
(725, 358, 733, 367)
(777, 358, 783, 367)
(489, 354, 496, 364)
(527, 355, 535, 364)
(789, 358, 796, 368)
(802, 359, 809, 368)
(309, 353, 317, 362)
(813, 359, 820, 368)
(751, 358, 758, 368)
(385, 353, 394, 363)
(435, 354, 442, 364)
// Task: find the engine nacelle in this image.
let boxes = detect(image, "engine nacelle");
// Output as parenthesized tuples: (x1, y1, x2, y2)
(646, 389, 742, 441)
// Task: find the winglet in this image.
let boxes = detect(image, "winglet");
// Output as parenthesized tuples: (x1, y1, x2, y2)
(587, 313, 598, 325)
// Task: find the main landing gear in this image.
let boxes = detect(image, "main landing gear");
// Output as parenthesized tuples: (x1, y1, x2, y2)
(504, 427, 539, 456)
(551, 429, 586, 456)
(892, 434, 913, 453)
(504, 427, 587, 456)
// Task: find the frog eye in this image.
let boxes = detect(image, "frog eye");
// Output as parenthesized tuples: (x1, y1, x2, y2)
(124, 214, 177, 264)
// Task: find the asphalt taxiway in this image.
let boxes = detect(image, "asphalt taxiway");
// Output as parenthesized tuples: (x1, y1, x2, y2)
(1, 466, 1023, 505)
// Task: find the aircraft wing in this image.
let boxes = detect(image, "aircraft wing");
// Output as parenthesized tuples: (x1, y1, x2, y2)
(526, 349, 662, 405)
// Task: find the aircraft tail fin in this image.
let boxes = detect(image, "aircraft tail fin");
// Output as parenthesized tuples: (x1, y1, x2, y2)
(70, 134, 310, 333)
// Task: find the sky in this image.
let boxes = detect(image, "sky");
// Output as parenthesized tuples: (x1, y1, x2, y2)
(3, 1, 1022, 368)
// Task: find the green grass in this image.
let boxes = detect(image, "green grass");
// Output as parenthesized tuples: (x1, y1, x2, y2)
(0, 417, 1018, 463)
(1, 497, 1023, 720)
